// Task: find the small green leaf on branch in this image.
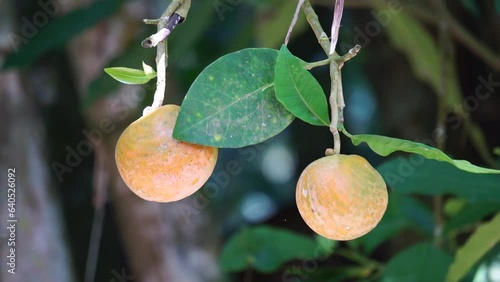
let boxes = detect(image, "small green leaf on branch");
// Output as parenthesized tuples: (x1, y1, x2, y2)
(104, 67, 157, 85)
(142, 61, 156, 76)
(274, 45, 330, 126)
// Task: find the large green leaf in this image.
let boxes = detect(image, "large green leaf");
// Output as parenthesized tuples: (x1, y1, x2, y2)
(345, 131, 500, 174)
(274, 45, 330, 126)
(376, 157, 500, 203)
(383, 242, 453, 282)
(220, 226, 317, 273)
(173, 48, 294, 148)
(447, 212, 500, 282)
(2, 0, 124, 69)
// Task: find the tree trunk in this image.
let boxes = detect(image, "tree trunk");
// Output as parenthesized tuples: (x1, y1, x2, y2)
(0, 2, 76, 278)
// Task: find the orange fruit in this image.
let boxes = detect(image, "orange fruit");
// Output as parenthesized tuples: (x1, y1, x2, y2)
(115, 104, 218, 202)
(296, 154, 387, 240)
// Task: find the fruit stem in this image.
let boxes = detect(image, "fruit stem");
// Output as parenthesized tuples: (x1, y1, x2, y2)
(329, 59, 343, 154)
(301, 1, 362, 154)
(141, 0, 191, 116)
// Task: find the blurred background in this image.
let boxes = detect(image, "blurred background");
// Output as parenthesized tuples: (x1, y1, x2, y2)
(1, 0, 500, 281)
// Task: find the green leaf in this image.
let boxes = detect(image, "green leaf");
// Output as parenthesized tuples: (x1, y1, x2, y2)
(142, 61, 156, 76)
(444, 198, 467, 217)
(173, 48, 294, 148)
(376, 157, 500, 203)
(315, 235, 337, 257)
(2, 0, 124, 69)
(274, 45, 330, 126)
(383, 242, 453, 282)
(220, 226, 317, 273)
(447, 212, 500, 282)
(83, 38, 156, 111)
(471, 247, 500, 282)
(104, 67, 156, 85)
(345, 131, 500, 174)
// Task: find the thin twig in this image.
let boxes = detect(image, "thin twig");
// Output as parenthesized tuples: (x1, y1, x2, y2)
(302, 0, 353, 154)
(141, 0, 190, 116)
(84, 144, 109, 282)
(142, 14, 184, 48)
(329, 0, 344, 54)
(304, 57, 332, 70)
(336, 44, 361, 68)
(285, 0, 305, 45)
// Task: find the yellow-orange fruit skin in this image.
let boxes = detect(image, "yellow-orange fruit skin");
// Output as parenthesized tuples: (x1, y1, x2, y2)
(115, 105, 218, 202)
(296, 154, 388, 240)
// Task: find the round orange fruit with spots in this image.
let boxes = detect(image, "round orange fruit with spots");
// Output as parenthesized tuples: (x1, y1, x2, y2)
(115, 105, 218, 202)
(296, 154, 388, 240)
